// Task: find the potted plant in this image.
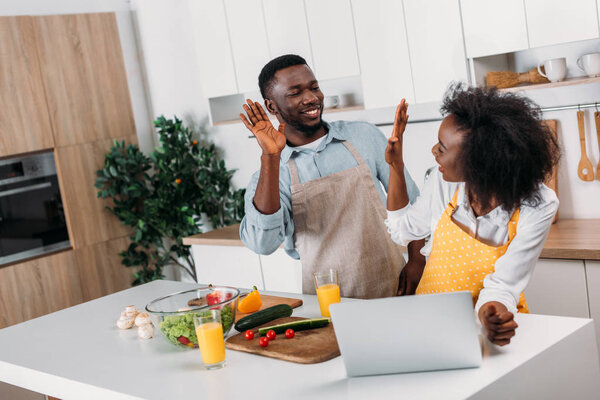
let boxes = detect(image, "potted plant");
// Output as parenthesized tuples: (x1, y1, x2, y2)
(95, 116, 245, 285)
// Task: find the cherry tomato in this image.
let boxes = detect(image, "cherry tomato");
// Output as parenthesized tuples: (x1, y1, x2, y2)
(285, 329, 295, 339)
(266, 330, 276, 340)
(259, 337, 269, 347)
(244, 330, 254, 340)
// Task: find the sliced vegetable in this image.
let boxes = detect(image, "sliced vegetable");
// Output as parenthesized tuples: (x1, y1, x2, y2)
(266, 330, 276, 340)
(206, 284, 233, 306)
(234, 304, 293, 332)
(244, 330, 255, 340)
(258, 318, 330, 336)
(259, 337, 269, 347)
(285, 329, 295, 339)
(238, 286, 262, 313)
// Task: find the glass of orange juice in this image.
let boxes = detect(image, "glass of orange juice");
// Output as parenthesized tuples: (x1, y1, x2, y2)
(193, 310, 226, 370)
(313, 269, 341, 317)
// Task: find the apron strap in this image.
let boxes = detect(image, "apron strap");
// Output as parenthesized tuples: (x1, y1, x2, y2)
(342, 141, 367, 165)
(287, 140, 365, 186)
(288, 157, 300, 185)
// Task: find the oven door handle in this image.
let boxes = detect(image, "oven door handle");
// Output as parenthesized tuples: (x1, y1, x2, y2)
(0, 182, 52, 198)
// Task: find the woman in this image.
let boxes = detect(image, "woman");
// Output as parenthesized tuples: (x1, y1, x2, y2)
(385, 85, 559, 346)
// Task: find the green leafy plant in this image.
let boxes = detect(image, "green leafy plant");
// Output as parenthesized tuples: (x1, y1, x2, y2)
(95, 116, 245, 285)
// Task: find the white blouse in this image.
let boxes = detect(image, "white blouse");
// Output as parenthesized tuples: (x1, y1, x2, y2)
(385, 169, 559, 315)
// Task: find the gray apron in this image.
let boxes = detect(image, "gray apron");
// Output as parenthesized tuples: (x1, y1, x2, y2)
(288, 141, 406, 299)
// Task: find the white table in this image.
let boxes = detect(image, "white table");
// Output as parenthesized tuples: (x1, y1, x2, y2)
(0, 280, 599, 400)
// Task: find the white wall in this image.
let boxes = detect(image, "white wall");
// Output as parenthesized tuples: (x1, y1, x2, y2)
(0, 0, 155, 154)
(132, 1, 600, 219)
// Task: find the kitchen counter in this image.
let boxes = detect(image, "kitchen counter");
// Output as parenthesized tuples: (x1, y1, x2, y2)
(0, 280, 599, 400)
(183, 219, 600, 260)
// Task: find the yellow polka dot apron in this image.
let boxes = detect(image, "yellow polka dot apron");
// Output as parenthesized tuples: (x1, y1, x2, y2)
(415, 189, 528, 313)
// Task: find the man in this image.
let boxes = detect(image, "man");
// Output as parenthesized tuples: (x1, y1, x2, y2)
(239, 54, 424, 298)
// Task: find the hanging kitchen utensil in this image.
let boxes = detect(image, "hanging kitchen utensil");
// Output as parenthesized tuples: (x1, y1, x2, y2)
(542, 120, 559, 223)
(577, 110, 594, 181)
(595, 109, 600, 181)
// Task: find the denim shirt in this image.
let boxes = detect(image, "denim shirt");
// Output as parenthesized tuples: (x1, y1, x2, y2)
(239, 120, 420, 259)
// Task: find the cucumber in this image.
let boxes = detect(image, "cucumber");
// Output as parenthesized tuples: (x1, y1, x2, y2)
(258, 317, 330, 336)
(234, 304, 293, 331)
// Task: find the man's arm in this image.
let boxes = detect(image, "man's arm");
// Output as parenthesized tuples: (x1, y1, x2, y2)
(239, 100, 291, 255)
(240, 99, 287, 214)
(397, 239, 426, 296)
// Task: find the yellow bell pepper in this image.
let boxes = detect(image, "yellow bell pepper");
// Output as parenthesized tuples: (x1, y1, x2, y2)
(238, 286, 262, 313)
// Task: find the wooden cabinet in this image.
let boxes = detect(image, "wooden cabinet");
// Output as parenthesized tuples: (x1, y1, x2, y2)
(304, 0, 360, 80)
(403, 0, 468, 103)
(0, 250, 83, 328)
(75, 236, 134, 302)
(263, 0, 313, 67)
(351, 0, 414, 108)
(0, 16, 54, 156)
(188, 0, 238, 98)
(54, 135, 135, 249)
(525, 0, 599, 49)
(224, 0, 271, 94)
(460, 0, 529, 58)
(585, 260, 600, 357)
(524, 259, 590, 318)
(33, 13, 136, 147)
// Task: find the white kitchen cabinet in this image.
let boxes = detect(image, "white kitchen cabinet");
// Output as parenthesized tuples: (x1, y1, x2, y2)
(190, 245, 264, 290)
(403, 0, 468, 103)
(262, 0, 313, 67)
(259, 248, 303, 294)
(187, 0, 237, 98)
(524, 259, 589, 318)
(351, 0, 414, 108)
(460, 0, 529, 58)
(585, 260, 600, 357)
(304, 0, 360, 80)
(525, 0, 599, 49)
(223, 0, 271, 94)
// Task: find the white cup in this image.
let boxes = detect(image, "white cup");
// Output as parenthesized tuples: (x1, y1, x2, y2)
(537, 58, 567, 82)
(323, 95, 339, 109)
(576, 53, 600, 78)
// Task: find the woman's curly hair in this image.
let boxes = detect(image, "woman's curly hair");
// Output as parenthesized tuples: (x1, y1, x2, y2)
(441, 83, 560, 212)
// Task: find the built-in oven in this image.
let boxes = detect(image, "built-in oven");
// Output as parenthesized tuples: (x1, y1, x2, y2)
(0, 151, 71, 266)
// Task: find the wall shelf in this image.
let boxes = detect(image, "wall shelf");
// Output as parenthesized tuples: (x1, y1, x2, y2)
(213, 105, 365, 126)
(500, 75, 600, 93)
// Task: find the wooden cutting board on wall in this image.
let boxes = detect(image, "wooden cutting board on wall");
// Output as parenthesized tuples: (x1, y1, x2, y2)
(226, 316, 340, 364)
(543, 120, 558, 223)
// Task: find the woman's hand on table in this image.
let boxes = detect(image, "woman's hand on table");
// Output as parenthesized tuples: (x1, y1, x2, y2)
(385, 99, 409, 174)
(478, 301, 518, 346)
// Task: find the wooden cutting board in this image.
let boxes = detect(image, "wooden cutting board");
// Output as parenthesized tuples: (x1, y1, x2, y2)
(225, 316, 341, 364)
(235, 295, 303, 322)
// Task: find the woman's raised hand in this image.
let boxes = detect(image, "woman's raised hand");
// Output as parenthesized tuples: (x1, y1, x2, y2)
(240, 100, 286, 156)
(385, 99, 409, 172)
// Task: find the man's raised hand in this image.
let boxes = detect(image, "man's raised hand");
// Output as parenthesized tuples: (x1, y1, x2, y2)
(240, 99, 286, 156)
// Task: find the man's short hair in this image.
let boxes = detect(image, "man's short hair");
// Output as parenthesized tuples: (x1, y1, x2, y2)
(258, 54, 308, 99)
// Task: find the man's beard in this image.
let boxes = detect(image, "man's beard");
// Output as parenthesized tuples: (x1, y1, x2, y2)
(279, 108, 325, 138)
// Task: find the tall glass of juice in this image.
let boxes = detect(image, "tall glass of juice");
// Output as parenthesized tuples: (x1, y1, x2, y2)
(313, 269, 341, 317)
(193, 310, 226, 370)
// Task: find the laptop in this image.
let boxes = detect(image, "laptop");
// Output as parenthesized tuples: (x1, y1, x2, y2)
(329, 291, 482, 377)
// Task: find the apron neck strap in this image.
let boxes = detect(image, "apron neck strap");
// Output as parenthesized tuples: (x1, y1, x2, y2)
(341, 140, 366, 165)
(287, 140, 365, 185)
(288, 157, 300, 185)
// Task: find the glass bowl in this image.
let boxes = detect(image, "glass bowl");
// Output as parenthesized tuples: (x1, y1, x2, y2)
(145, 286, 240, 348)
